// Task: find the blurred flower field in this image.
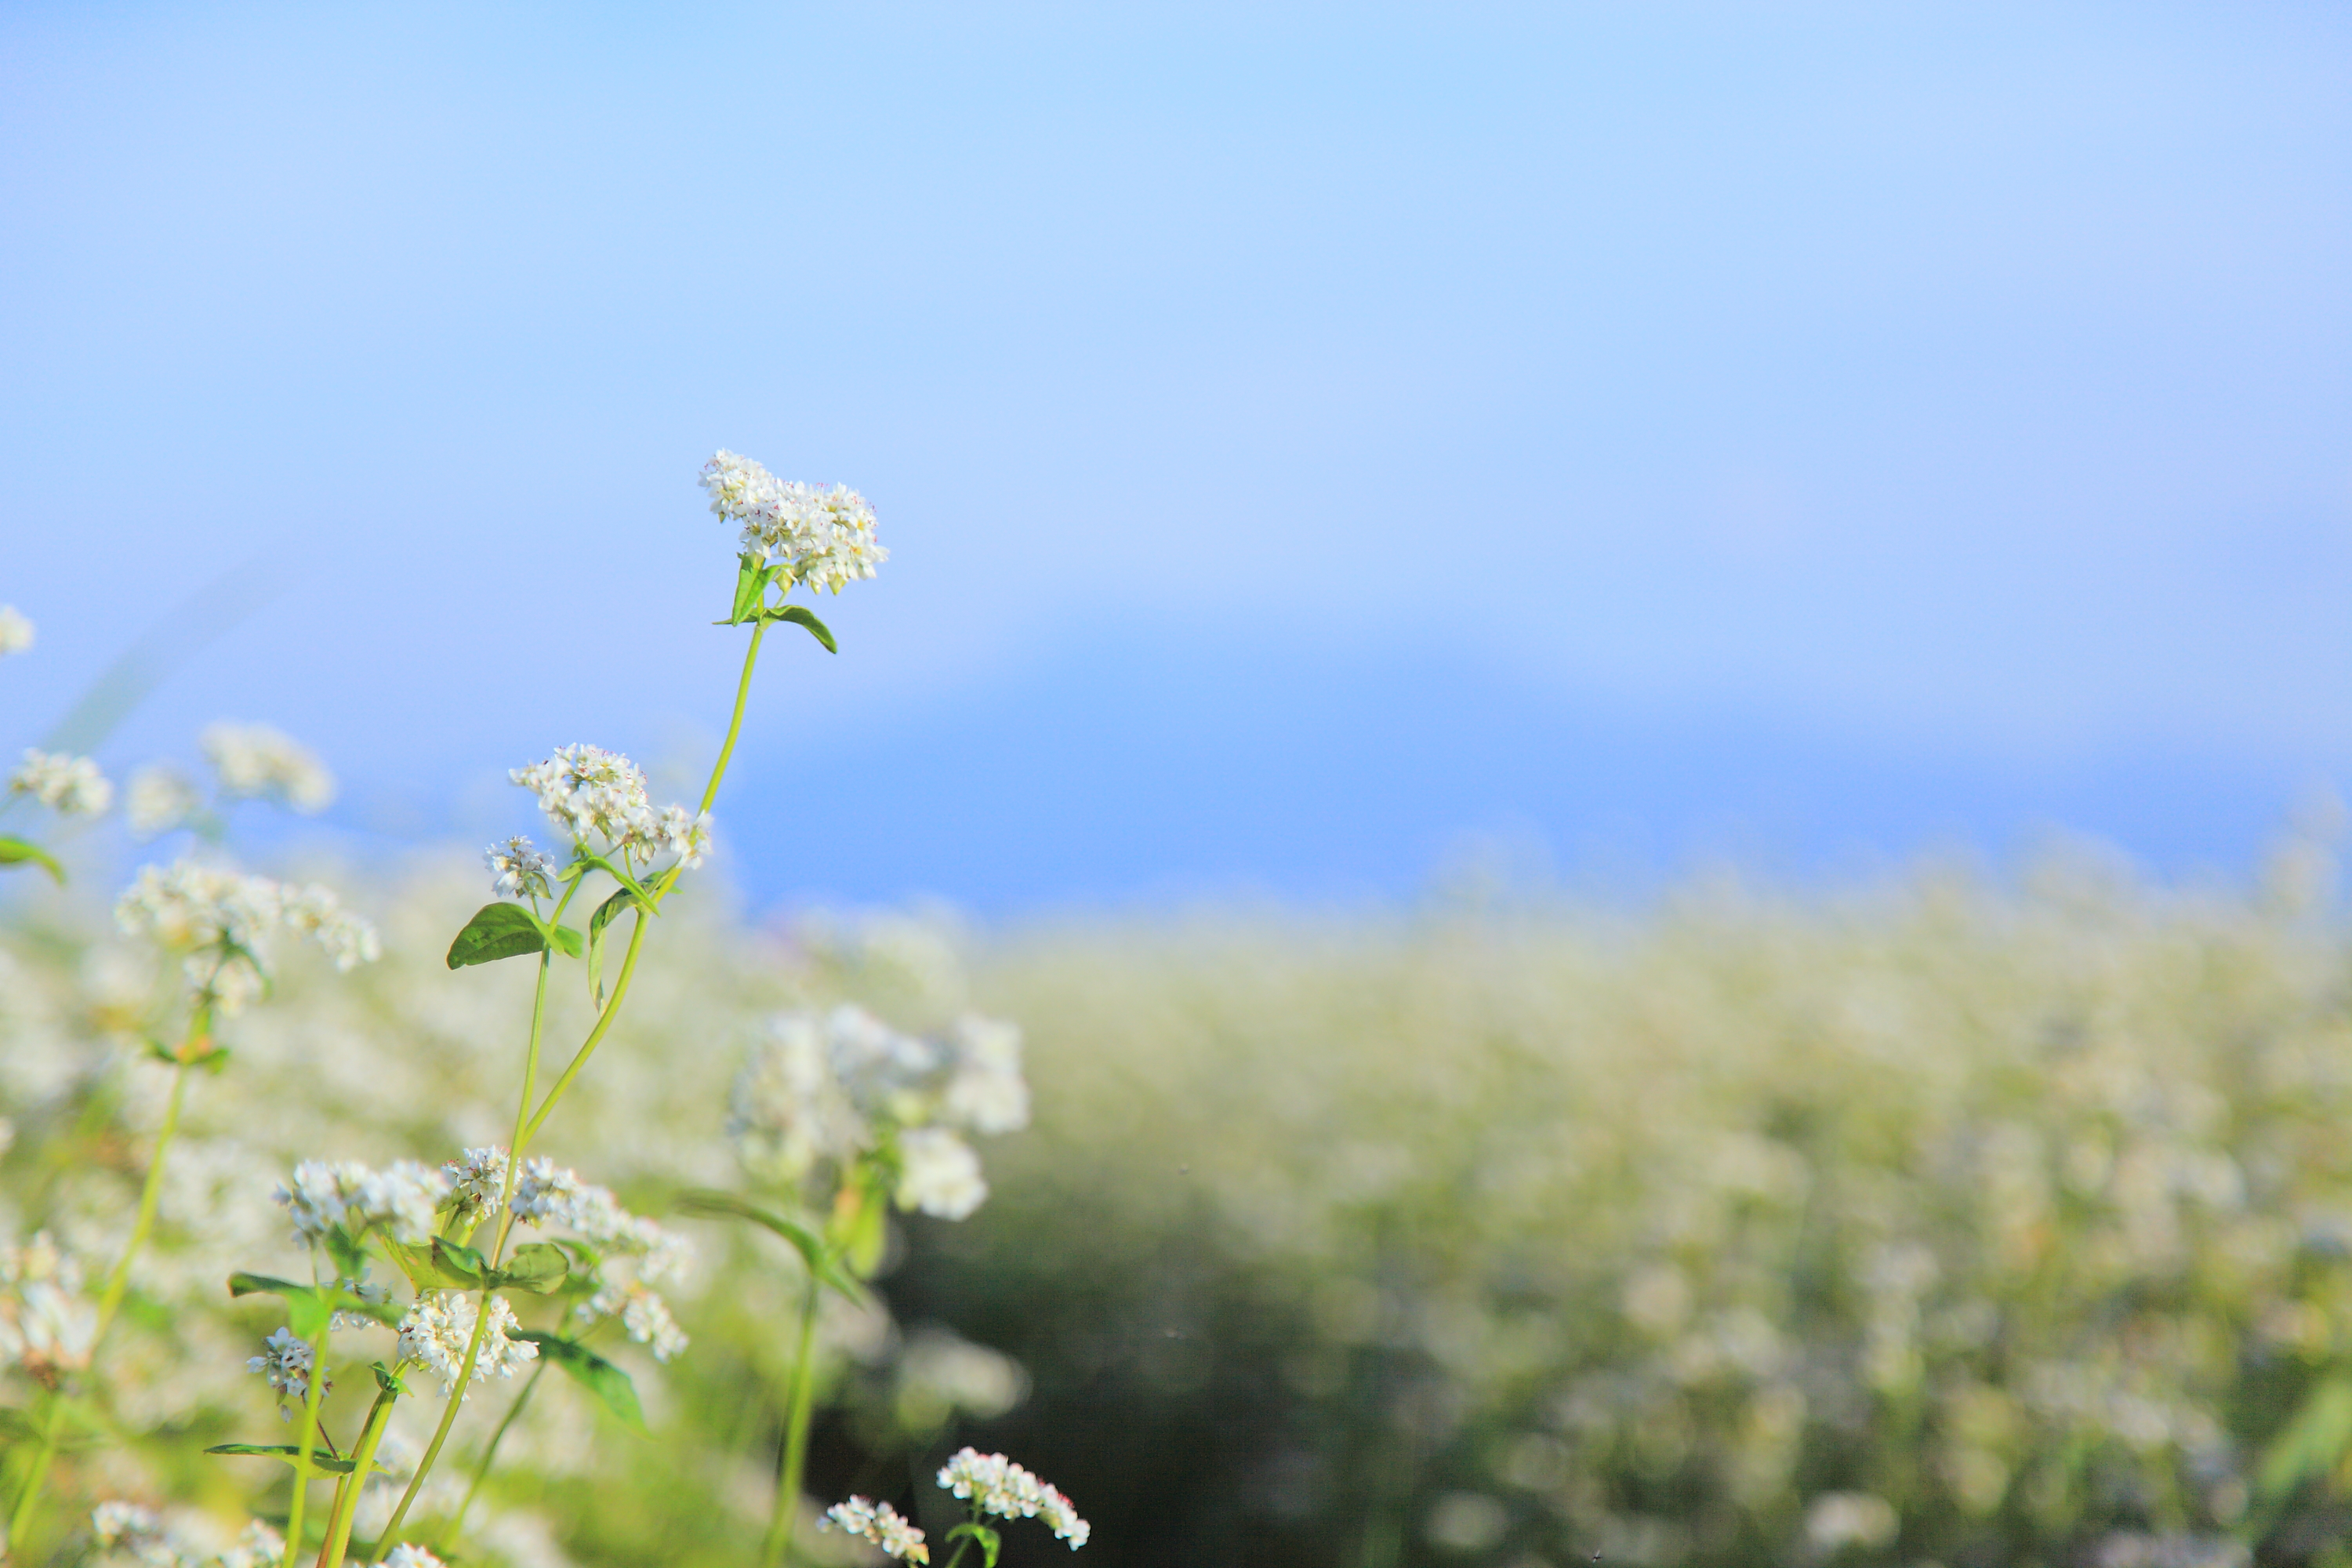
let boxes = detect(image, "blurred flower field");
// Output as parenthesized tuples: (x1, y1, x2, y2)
(5, 833, 2352, 1568)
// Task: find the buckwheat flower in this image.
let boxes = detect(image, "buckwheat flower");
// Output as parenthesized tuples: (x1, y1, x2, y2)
(580, 1279, 688, 1362)
(441, 1146, 510, 1221)
(397, 1291, 538, 1397)
(0, 1232, 97, 1381)
(201, 722, 336, 812)
(0, 605, 33, 656)
(510, 1156, 588, 1227)
(829, 1004, 945, 1125)
(653, 804, 713, 869)
(942, 1014, 1030, 1136)
(115, 859, 281, 953)
(277, 1160, 365, 1243)
(895, 1127, 987, 1221)
(699, 452, 887, 594)
(822, 1497, 928, 1563)
(281, 884, 383, 971)
(90, 1501, 165, 1554)
(10, 748, 113, 816)
(376, 1545, 445, 1568)
(330, 1277, 392, 1331)
(277, 1160, 448, 1247)
(936, 1449, 1089, 1549)
(215, 1521, 286, 1568)
(485, 835, 556, 901)
(730, 1011, 867, 1181)
(125, 764, 202, 838)
(249, 1325, 323, 1416)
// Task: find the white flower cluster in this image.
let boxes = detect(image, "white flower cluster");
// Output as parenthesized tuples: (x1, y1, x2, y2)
(511, 1158, 693, 1359)
(0, 604, 33, 656)
(396, 1290, 539, 1397)
(937, 1447, 1090, 1549)
(440, 1146, 509, 1221)
(199, 722, 335, 813)
(246, 1325, 322, 1416)
(85, 1506, 281, 1568)
(729, 1006, 1029, 1220)
(125, 764, 203, 838)
(699, 450, 887, 595)
(0, 1231, 96, 1381)
(485, 834, 557, 901)
(9, 748, 113, 816)
(509, 745, 712, 873)
(114, 858, 380, 1011)
(376, 1548, 445, 1568)
(275, 1160, 449, 1248)
(822, 1497, 929, 1563)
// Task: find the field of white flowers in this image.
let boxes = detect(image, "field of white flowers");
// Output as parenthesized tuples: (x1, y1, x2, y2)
(5, 459, 2352, 1568)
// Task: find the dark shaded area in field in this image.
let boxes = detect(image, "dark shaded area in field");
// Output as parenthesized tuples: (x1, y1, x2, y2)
(731, 630, 2314, 912)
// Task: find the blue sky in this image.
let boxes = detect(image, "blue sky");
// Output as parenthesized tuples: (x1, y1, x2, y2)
(2, 2, 2347, 909)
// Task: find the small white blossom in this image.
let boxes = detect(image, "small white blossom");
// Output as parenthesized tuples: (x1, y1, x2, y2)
(376, 1546, 445, 1568)
(9, 749, 112, 816)
(895, 1127, 987, 1221)
(329, 1277, 392, 1331)
(652, 805, 712, 869)
(200, 722, 335, 812)
(441, 1146, 510, 1220)
(0, 605, 34, 655)
(397, 1291, 538, 1397)
(942, 1014, 1029, 1135)
(822, 1497, 929, 1563)
(699, 451, 887, 595)
(276, 1160, 449, 1247)
(248, 1325, 324, 1416)
(579, 1279, 688, 1362)
(508, 745, 706, 873)
(279, 884, 383, 971)
(937, 1447, 1089, 1549)
(89, 1501, 172, 1563)
(512, 1158, 689, 1275)
(116, 858, 379, 1009)
(125, 764, 202, 838)
(485, 836, 556, 901)
(213, 1521, 286, 1568)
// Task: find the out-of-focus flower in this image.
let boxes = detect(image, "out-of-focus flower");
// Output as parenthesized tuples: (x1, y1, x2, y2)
(9, 749, 112, 816)
(376, 1545, 446, 1568)
(485, 836, 556, 901)
(580, 1279, 688, 1362)
(1806, 1493, 1899, 1555)
(895, 1127, 987, 1220)
(699, 451, 887, 594)
(125, 764, 202, 838)
(942, 1014, 1029, 1135)
(895, 1327, 1028, 1432)
(0, 605, 34, 656)
(276, 1160, 450, 1247)
(214, 1521, 287, 1568)
(937, 1447, 1089, 1548)
(0, 1232, 96, 1382)
(397, 1291, 538, 1397)
(279, 884, 382, 971)
(200, 722, 335, 813)
(115, 858, 379, 1010)
(822, 1497, 928, 1563)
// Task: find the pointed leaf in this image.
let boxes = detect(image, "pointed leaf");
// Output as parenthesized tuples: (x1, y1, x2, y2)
(568, 853, 659, 910)
(431, 1236, 488, 1288)
(205, 1443, 376, 1476)
(947, 1523, 1002, 1568)
(515, 1332, 646, 1434)
(766, 604, 837, 653)
(0, 837, 65, 884)
(586, 887, 645, 1009)
(495, 1243, 569, 1294)
(228, 1273, 330, 1340)
(446, 902, 547, 969)
(674, 1189, 867, 1304)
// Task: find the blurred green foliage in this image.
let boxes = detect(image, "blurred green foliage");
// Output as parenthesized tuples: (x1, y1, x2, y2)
(5, 840, 2352, 1568)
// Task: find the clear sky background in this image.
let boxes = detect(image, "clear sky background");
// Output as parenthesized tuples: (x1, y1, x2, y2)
(3, 2, 2347, 910)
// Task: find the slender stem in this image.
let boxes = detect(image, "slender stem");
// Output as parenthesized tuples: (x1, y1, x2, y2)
(762, 1275, 823, 1568)
(703, 619, 767, 816)
(441, 1359, 546, 1548)
(5, 1392, 67, 1550)
(283, 1306, 332, 1568)
(317, 1375, 401, 1568)
(367, 1304, 490, 1559)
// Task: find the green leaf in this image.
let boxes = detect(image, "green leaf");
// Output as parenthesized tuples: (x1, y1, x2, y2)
(545, 922, 583, 958)
(0, 837, 64, 884)
(371, 1362, 408, 1396)
(515, 1333, 646, 1434)
(564, 853, 659, 911)
(674, 1189, 868, 1304)
(383, 1239, 466, 1292)
(947, 1523, 1002, 1568)
(205, 1443, 376, 1476)
(228, 1273, 330, 1340)
(586, 887, 645, 1009)
(2261, 1374, 2352, 1503)
(764, 604, 837, 653)
(496, 1243, 569, 1294)
(432, 1237, 488, 1288)
(724, 554, 768, 625)
(446, 902, 550, 968)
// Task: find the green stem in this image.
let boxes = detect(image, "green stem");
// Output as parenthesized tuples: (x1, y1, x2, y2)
(7, 1034, 200, 1546)
(367, 1301, 492, 1559)
(282, 1307, 332, 1568)
(762, 1275, 823, 1568)
(318, 1374, 403, 1568)
(441, 1359, 546, 1549)
(702, 619, 766, 816)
